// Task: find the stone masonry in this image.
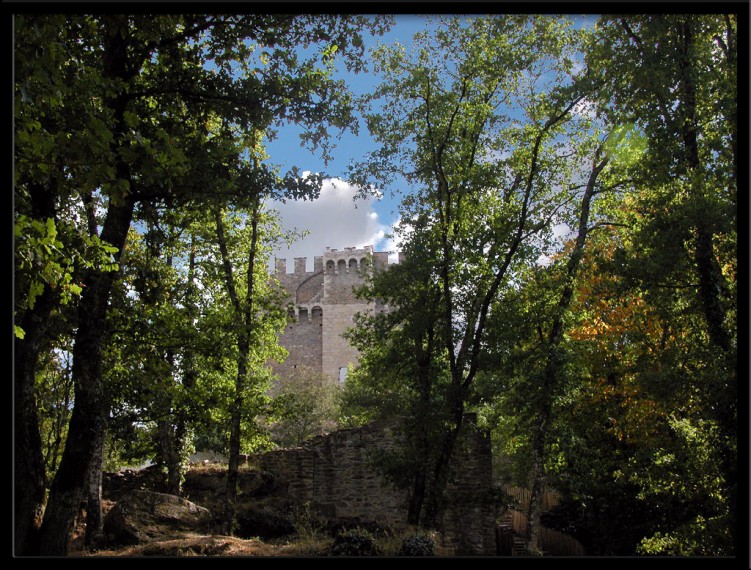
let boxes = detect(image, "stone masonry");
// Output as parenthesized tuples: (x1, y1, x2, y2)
(272, 245, 401, 382)
(251, 414, 497, 555)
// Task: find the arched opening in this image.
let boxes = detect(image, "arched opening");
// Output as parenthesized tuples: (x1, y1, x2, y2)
(360, 257, 369, 269)
(298, 307, 308, 321)
(337, 259, 347, 274)
(311, 306, 323, 324)
(326, 260, 335, 273)
(349, 258, 358, 271)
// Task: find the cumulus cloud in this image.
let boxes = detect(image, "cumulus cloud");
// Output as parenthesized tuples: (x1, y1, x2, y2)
(267, 177, 397, 272)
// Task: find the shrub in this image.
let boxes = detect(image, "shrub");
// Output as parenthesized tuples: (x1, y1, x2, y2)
(400, 533, 436, 556)
(329, 527, 382, 556)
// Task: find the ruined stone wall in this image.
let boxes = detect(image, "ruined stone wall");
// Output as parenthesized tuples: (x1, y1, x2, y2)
(251, 415, 497, 555)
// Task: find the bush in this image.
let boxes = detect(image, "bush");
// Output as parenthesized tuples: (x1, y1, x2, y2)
(235, 506, 295, 540)
(400, 533, 436, 556)
(329, 527, 382, 556)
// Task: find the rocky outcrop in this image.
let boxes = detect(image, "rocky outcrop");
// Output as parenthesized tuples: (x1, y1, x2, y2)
(103, 490, 212, 545)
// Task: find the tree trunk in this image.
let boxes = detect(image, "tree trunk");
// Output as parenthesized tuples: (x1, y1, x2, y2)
(695, 223, 731, 352)
(37, 16, 138, 553)
(37, 198, 135, 555)
(407, 468, 428, 527)
(525, 368, 554, 556)
(167, 420, 188, 496)
(214, 202, 260, 535)
(156, 419, 174, 490)
(84, 426, 106, 549)
(407, 326, 434, 526)
(14, 289, 56, 555)
(675, 20, 732, 354)
(524, 150, 607, 555)
(525, 424, 547, 555)
(14, 181, 60, 555)
(165, 238, 199, 497)
(423, 397, 464, 528)
(223, 336, 248, 535)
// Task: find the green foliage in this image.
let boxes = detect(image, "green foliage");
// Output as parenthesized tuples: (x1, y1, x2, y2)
(638, 514, 734, 556)
(14, 215, 119, 337)
(270, 368, 341, 447)
(35, 346, 74, 482)
(329, 527, 382, 557)
(15, 13, 736, 557)
(347, 15, 603, 528)
(399, 533, 436, 556)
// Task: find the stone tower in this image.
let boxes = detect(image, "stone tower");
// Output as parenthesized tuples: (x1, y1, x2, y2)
(271, 245, 401, 383)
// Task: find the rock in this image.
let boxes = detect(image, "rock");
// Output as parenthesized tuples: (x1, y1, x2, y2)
(103, 490, 212, 545)
(234, 504, 296, 540)
(185, 471, 226, 493)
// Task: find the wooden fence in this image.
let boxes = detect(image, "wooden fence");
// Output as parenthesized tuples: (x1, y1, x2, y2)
(507, 509, 586, 557)
(503, 485, 559, 512)
(499, 485, 586, 556)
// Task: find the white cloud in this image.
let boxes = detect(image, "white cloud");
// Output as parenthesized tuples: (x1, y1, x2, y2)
(267, 178, 396, 272)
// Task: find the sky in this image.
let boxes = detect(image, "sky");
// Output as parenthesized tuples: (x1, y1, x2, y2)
(264, 15, 432, 271)
(263, 14, 598, 273)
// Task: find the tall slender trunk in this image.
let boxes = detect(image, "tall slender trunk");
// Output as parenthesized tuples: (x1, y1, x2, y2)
(524, 150, 608, 555)
(159, 351, 183, 495)
(215, 201, 260, 534)
(166, 237, 199, 496)
(14, 288, 56, 555)
(423, 393, 464, 528)
(84, 427, 106, 548)
(525, 396, 551, 555)
(156, 414, 185, 496)
(675, 19, 731, 354)
(407, 466, 428, 527)
(37, 17, 138, 554)
(14, 181, 59, 555)
(37, 197, 135, 555)
(166, 420, 188, 496)
(407, 326, 434, 526)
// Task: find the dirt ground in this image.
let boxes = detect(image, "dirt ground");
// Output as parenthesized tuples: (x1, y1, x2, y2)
(68, 465, 330, 557)
(73, 534, 328, 557)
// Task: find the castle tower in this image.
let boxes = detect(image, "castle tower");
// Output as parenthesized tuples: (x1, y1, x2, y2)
(271, 245, 397, 383)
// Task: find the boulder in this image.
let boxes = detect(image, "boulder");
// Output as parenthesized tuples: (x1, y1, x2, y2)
(103, 490, 212, 545)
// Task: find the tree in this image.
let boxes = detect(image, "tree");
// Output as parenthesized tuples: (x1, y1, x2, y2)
(15, 14, 390, 554)
(270, 368, 341, 448)
(474, 14, 738, 556)
(580, 14, 738, 554)
(14, 15, 122, 553)
(587, 14, 737, 354)
(349, 15, 592, 528)
(102, 211, 203, 498)
(342, 238, 449, 525)
(212, 193, 287, 533)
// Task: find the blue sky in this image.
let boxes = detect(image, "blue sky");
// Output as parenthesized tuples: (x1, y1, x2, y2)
(264, 15, 434, 270)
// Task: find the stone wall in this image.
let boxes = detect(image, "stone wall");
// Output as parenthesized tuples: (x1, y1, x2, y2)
(251, 414, 496, 555)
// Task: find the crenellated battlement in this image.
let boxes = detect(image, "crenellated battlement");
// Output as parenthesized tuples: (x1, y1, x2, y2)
(274, 245, 400, 276)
